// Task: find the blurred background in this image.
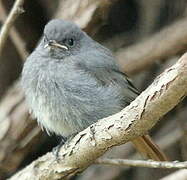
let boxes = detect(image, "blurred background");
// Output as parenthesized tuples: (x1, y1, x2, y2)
(0, 0, 187, 179)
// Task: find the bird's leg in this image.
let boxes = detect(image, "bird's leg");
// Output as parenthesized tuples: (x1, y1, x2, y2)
(52, 136, 67, 159)
(52, 133, 78, 160)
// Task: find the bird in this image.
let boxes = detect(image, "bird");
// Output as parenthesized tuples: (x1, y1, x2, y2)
(21, 19, 167, 161)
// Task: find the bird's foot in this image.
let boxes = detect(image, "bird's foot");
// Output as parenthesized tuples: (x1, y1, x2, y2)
(52, 133, 78, 161)
(52, 136, 67, 161)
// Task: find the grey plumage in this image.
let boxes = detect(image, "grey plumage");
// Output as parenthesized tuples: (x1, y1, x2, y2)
(21, 19, 138, 137)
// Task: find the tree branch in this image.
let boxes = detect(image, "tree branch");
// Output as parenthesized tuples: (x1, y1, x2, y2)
(116, 18, 187, 75)
(0, 0, 25, 56)
(96, 158, 187, 169)
(9, 53, 187, 179)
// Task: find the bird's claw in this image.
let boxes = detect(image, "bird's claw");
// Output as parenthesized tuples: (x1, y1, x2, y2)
(52, 137, 67, 161)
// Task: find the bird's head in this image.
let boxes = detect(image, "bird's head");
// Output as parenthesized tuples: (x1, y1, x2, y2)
(39, 19, 89, 59)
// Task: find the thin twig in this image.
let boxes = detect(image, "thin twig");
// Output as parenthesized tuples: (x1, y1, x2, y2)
(0, 1, 28, 61)
(96, 158, 187, 169)
(0, 0, 25, 56)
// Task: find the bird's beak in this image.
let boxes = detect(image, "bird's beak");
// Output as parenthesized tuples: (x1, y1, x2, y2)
(44, 40, 68, 50)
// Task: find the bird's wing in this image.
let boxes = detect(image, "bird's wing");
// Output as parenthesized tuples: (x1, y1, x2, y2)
(78, 64, 139, 105)
(79, 60, 168, 161)
(96, 68, 168, 160)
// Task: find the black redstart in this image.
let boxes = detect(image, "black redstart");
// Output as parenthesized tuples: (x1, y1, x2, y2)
(21, 19, 167, 160)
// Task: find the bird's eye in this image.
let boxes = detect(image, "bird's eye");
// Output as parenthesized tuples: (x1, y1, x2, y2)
(67, 38, 74, 46)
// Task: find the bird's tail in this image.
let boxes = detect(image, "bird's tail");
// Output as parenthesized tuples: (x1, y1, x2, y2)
(132, 135, 168, 161)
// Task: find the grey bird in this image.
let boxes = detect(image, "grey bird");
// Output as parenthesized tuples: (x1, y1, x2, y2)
(21, 19, 167, 161)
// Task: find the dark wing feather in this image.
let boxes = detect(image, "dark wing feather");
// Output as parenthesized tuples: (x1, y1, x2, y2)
(76, 61, 139, 106)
